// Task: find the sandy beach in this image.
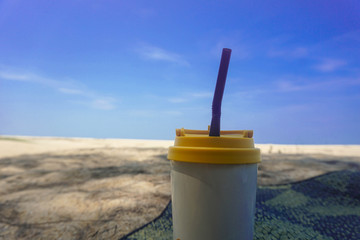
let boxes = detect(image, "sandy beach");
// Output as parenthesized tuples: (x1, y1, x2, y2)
(0, 136, 359, 239)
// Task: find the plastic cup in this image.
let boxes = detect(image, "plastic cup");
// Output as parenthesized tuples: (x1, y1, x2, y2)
(168, 128, 261, 240)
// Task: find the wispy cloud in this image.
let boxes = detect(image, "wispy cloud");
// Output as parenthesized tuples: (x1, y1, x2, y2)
(128, 109, 183, 117)
(0, 72, 32, 81)
(230, 76, 360, 99)
(268, 47, 309, 58)
(135, 8, 156, 18)
(211, 40, 249, 59)
(190, 92, 213, 98)
(0, 71, 59, 86)
(91, 98, 116, 110)
(168, 97, 188, 103)
(166, 91, 213, 104)
(136, 43, 189, 66)
(231, 89, 266, 99)
(275, 80, 307, 92)
(58, 87, 84, 95)
(275, 76, 360, 93)
(164, 110, 183, 116)
(0, 68, 117, 110)
(272, 104, 311, 113)
(313, 58, 347, 72)
(268, 47, 308, 58)
(335, 30, 360, 42)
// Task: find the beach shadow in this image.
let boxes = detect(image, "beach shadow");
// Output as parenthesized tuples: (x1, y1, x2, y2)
(0, 149, 171, 193)
(258, 154, 360, 185)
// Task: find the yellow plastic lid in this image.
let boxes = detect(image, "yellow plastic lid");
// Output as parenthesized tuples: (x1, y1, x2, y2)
(167, 127, 261, 164)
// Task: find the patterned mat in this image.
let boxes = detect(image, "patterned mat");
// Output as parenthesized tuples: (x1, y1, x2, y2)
(120, 171, 360, 240)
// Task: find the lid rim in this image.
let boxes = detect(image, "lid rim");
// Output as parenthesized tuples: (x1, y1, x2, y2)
(168, 146, 261, 164)
(169, 128, 261, 164)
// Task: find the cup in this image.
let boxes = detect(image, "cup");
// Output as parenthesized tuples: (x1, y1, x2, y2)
(168, 127, 261, 240)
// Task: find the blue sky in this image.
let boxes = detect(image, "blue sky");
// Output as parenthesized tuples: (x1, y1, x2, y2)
(0, 0, 359, 144)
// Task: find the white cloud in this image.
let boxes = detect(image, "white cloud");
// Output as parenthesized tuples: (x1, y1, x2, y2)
(211, 40, 249, 59)
(136, 44, 189, 66)
(58, 87, 84, 95)
(268, 47, 308, 58)
(229, 76, 360, 100)
(164, 110, 183, 116)
(331, 30, 360, 44)
(0, 71, 60, 87)
(91, 98, 116, 110)
(274, 76, 360, 93)
(0, 72, 33, 81)
(273, 104, 311, 113)
(0, 68, 117, 110)
(231, 89, 266, 99)
(165, 91, 213, 104)
(135, 8, 156, 18)
(313, 59, 347, 72)
(128, 110, 154, 117)
(276, 81, 306, 92)
(191, 92, 213, 98)
(168, 97, 188, 103)
(128, 109, 183, 117)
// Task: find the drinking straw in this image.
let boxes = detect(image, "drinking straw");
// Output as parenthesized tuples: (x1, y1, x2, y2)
(209, 48, 232, 137)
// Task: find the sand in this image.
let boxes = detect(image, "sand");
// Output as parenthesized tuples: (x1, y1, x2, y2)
(0, 136, 359, 239)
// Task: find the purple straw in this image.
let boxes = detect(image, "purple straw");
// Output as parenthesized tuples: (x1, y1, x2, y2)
(209, 48, 232, 137)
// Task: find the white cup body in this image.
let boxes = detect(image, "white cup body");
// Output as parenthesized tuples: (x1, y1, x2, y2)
(171, 160, 257, 240)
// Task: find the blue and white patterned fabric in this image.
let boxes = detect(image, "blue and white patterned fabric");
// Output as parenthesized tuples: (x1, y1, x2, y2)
(121, 171, 360, 240)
